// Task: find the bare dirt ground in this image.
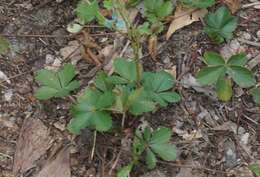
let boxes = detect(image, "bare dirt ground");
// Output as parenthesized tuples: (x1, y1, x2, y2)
(0, 0, 260, 177)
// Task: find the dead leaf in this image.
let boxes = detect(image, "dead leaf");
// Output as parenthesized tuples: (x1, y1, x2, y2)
(223, 0, 241, 13)
(148, 35, 158, 60)
(36, 147, 71, 177)
(166, 6, 207, 40)
(13, 118, 52, 176)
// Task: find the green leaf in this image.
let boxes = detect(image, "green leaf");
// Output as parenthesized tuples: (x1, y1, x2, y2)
(35, 70, 61, 90)
(203, 51, 225, 66)
(117, 164, 133, 177)
(146, 149, 157, 169)
(142, 71, 180, 106)
(128, 88, 155, 115)
(0, 35, 10, 54)
(133, 130, 146, 156)
(68, 89, 114, 134)
(227, 66, 255, 88)
(150, 143, 177, 161)
(216, 77, 232, 101)
(227, 53, 247, 66)
(144, 0, 173, 22)
(137, 22, 152, 35)
(35, 64, 80, 100)
(251, 88, 260, 104)
(58, 64, 77, 87)
(104, 0, 113, 10)
(159, 92, 181, 103)
(76, 0, 99, 24)
(34, 87, 58, 100)
(249, 164, 260, 175)
(196, 66, 226, 85)
(143, 127, 152, 141)
(150, 127, 172, 144)
(156, 1, 173, 18)
(181, 0, 215, 8)
(204, 6, 237, 43)
(114, 58, 137, 82)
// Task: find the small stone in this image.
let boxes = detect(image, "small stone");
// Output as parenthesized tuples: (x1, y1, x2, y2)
(242, 32, 251, 40)
(4, 89, 13, 102)
(53, 121, 66, 131)
(257, 30, 260, 38)
(45, 54, 55, 64)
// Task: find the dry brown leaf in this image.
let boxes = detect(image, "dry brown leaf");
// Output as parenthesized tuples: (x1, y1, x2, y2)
(13, 118, 52, 176)
(223, 0, 241, 13)
(166, 7, 207, 40)
(36, 147, 71, 177)
(148, 35, 158, 60)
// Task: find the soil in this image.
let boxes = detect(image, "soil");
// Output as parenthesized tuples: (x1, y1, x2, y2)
(0, 0, 260, 177)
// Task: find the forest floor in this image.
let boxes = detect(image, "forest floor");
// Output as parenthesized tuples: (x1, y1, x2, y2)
(0, 0, 260, 177)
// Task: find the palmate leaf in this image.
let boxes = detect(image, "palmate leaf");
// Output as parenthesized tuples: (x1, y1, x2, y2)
(181, 0, 215, 8)
(196, 66, 226, 85)
(227, 53, 247, 66)
(113, 58, 138, 83)
(227, 66, 255, 88)
(35, 64, 80, 100)
(203, 51, 225, 66)
(204, 6, 238, 43)
(76, 0, 99, 24)
(68, 89, 114, 134)
(142, 71, 181, 107)
(150, 127, 171, 144)
(146, 148, 157, 169)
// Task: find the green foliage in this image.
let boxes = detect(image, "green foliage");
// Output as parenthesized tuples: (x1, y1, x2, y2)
(117, 164, 133, 177)
(0, 35, 10, 55)
(133, 127, 176, 170)
(144, 0, 173, 23)
(251, 88, 260, 104)
(76, 0, 99, 24)
(142, 71, 181, 106)
(204, 6, 238, 44)
(35, 64, 80, 100)
(249, 163, 260, 175)
(67, 89, 114, 134)
(181, 0, 215, 8)
(68, 58, 180, 134)
(196, 52, 255, 101)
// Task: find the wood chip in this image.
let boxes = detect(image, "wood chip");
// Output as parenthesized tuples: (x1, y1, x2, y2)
(13, 118, 52, 176)
(36, 147, 71, 177)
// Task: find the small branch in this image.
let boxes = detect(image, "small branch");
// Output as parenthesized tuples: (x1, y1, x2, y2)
(90, 130, 97, 162)
(242, 2, 260, 8)
(237, 38, 260, 47)
(121, 113, 126, 128)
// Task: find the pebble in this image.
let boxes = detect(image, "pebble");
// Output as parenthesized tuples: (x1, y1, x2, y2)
(257, 30, 260, 38)
(4, 89, 13, 102)
(242, 32, 251, 40)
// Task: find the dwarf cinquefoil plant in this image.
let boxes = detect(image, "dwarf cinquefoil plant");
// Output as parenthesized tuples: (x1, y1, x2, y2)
(35, 0, 181, 176)
(118, 127, 176, 177)
(204, 6, 238, 44)
(196, 52, 255, 101)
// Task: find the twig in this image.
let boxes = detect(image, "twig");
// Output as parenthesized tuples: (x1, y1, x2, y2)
(237, 38, 260, 47)
(242, 2, 260, 8)
(0, 69, 35, 85)
(90, 130, 97, 162)
(121, 113, 126, 129)
(1, 32, 116, 38)
(108, 134, 130, 176)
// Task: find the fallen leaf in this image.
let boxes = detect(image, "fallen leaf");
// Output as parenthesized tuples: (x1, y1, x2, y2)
(166, 6, 207, 40)
(36, 147, 71, 177)
(148, 35, 158, 60)
(13, 118, 52, 176)
(223, 0, 241, 13)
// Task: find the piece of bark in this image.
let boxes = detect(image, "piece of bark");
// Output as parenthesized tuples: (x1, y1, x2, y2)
(36, 147, 71, 177)
(13, 118, 52, 176)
